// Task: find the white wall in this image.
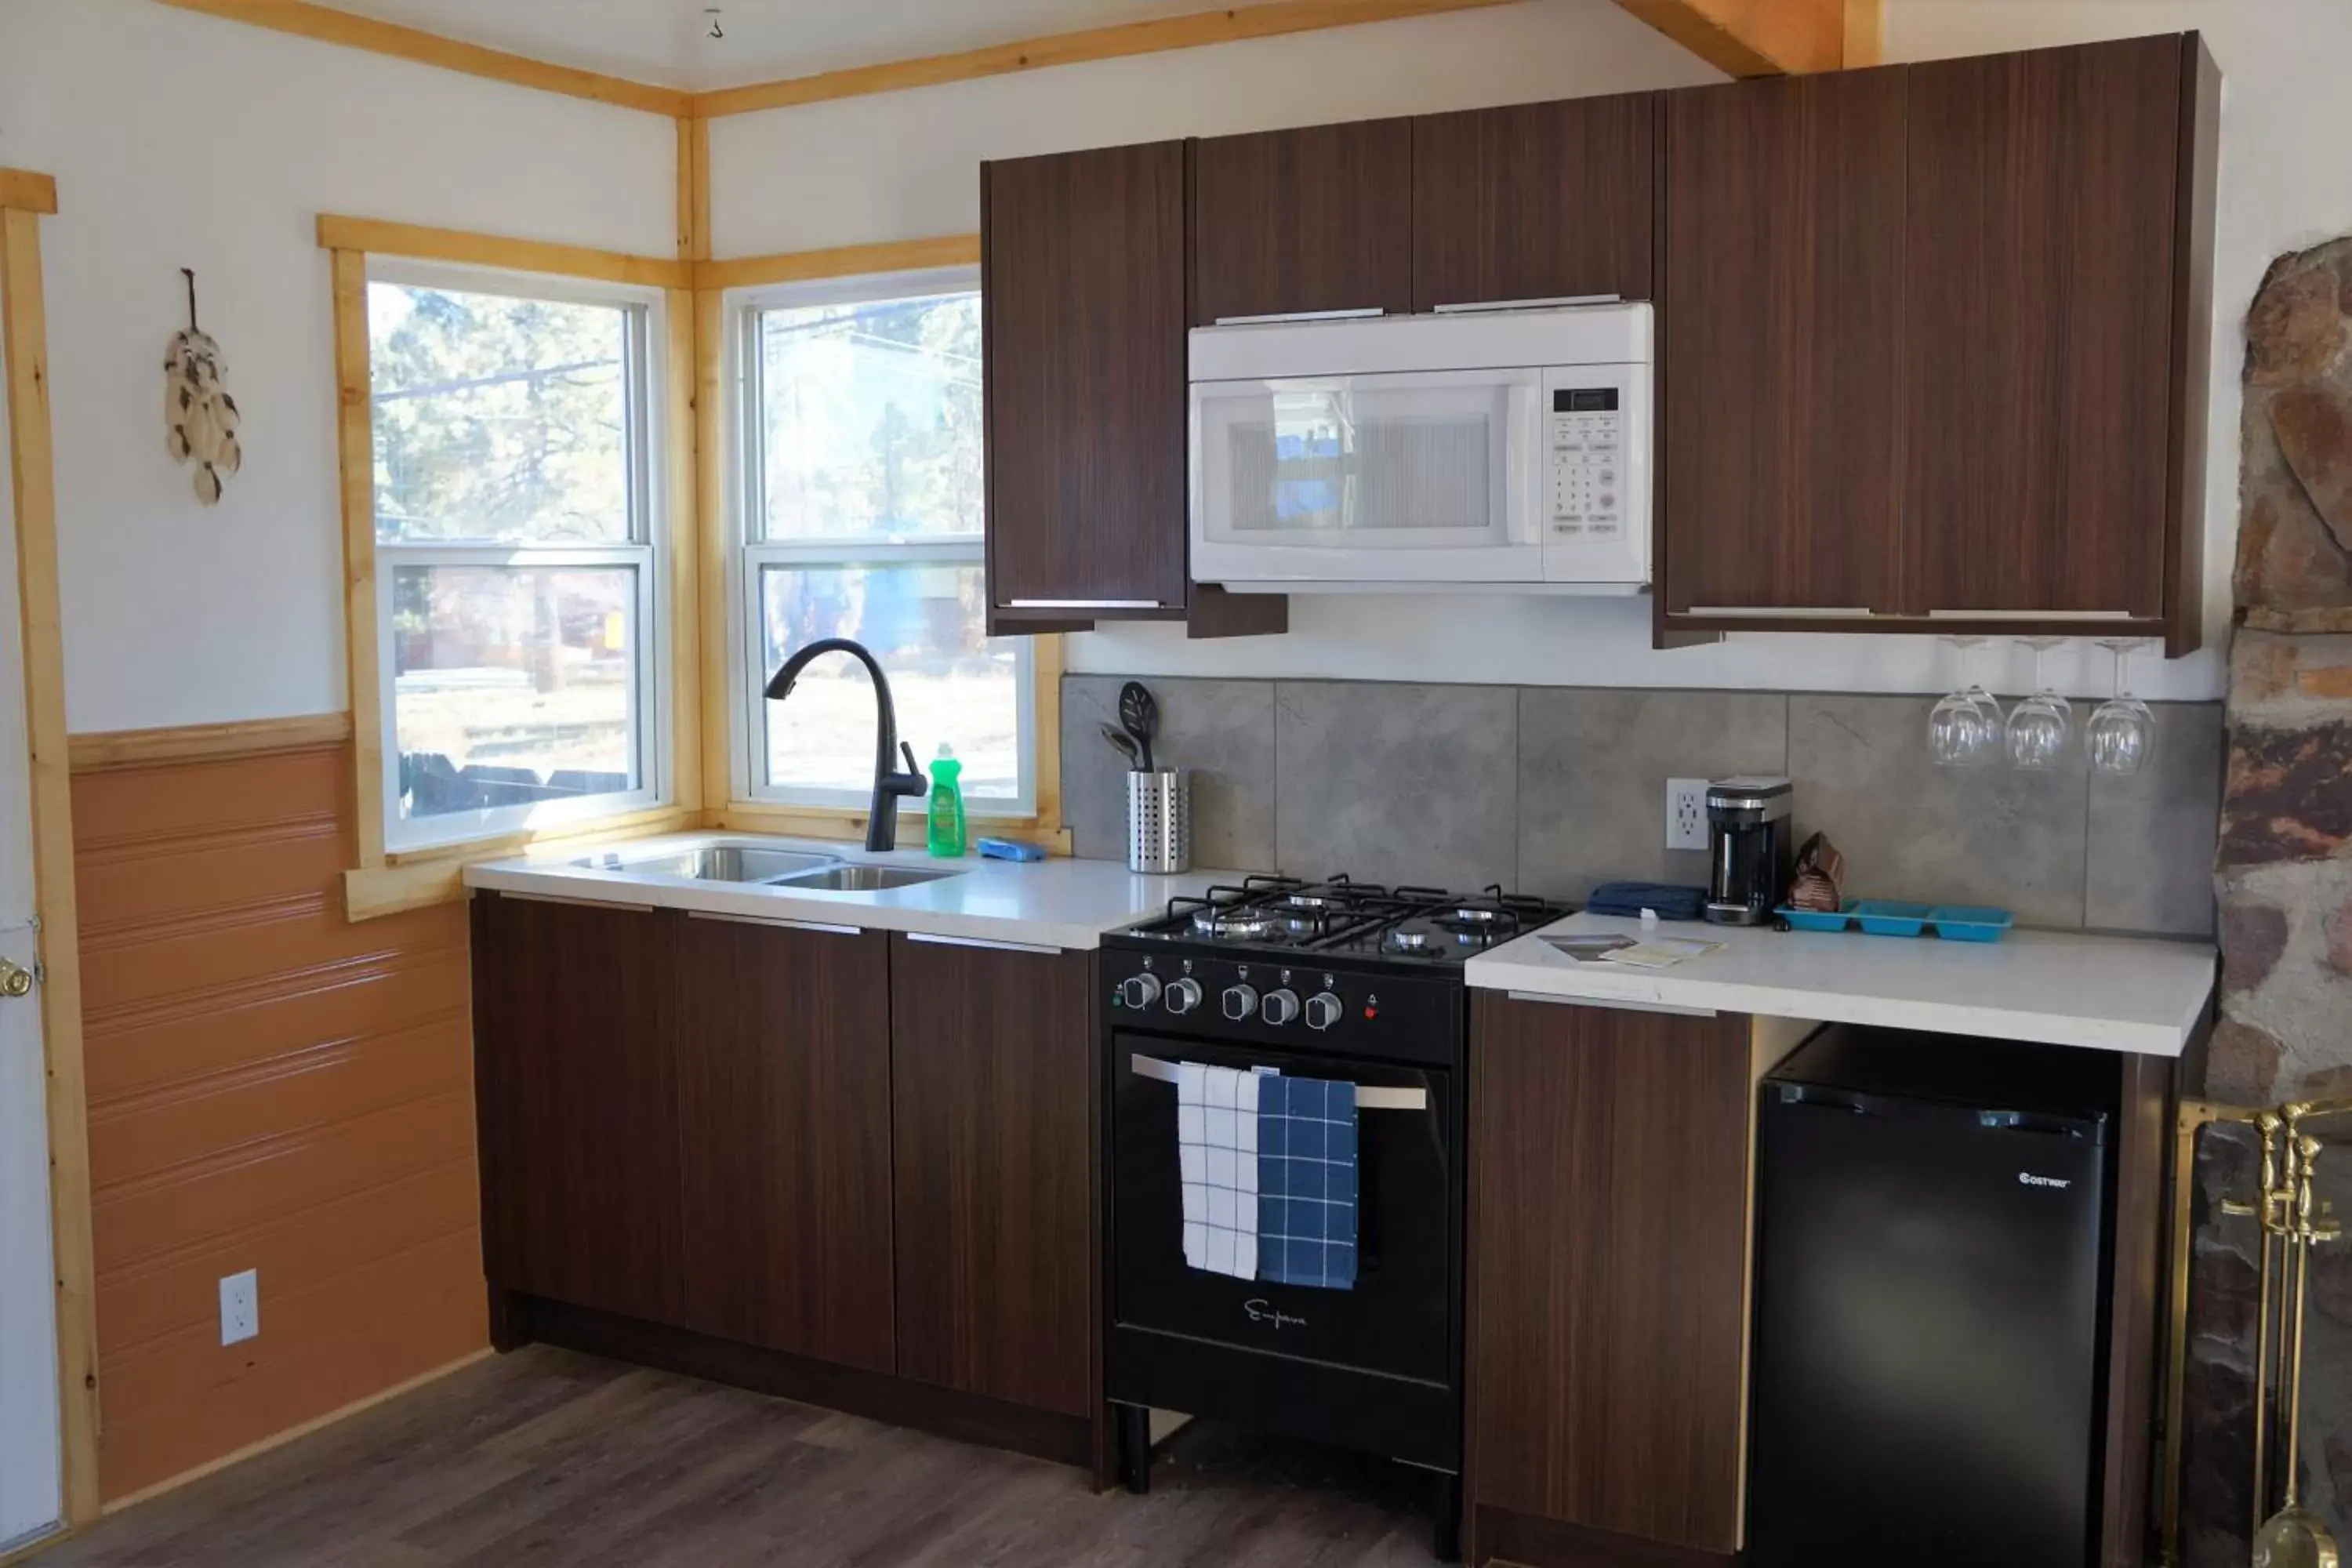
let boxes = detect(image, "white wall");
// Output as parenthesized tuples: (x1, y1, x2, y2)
(713, 0, 2338, 701)
(0, 0, 677, 731)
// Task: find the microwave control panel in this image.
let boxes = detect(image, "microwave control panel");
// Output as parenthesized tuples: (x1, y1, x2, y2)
(1546, 387, 1624, 540)
(1539, 365, 1650, 583)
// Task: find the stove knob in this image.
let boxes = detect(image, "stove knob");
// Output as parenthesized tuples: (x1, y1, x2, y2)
(1120, 974, 1162, 1011)
(1221, 983, 1259, 1022)
(1164, 977, 1203, 1014)
(1305, 992, 1342, 1031)
(1260, 988, 1300, 1026)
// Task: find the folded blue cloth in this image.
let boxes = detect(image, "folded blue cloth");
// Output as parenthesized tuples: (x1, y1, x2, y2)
(1584, 881, 1709, 921)
(1256, 1076, 1357, 1290)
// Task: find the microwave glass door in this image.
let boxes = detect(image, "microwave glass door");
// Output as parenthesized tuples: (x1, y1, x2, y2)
(1195, 370, 1535, 552)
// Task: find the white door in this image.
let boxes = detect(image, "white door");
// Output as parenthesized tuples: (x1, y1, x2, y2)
(0, 292, 62, 1550)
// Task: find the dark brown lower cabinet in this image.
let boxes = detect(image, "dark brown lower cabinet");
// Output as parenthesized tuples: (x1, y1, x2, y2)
(890, 934, 1097, 1419)
(672, 916, 895, 1372)
(1465, 993, 1756, 1566)
(472, 894, 683, 1330)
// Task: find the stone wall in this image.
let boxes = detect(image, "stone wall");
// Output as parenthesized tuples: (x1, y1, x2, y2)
(2189, 234, 2352, 1564)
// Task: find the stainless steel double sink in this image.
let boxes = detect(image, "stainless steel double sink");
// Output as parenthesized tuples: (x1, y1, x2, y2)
(570, 841, 962, 892)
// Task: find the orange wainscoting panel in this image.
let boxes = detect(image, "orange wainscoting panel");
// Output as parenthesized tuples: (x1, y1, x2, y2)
(72, 741, 485, 1502)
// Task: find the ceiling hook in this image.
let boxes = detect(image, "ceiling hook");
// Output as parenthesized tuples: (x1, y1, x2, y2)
(705, 7, 724, 39)
(181, 267, 198, 333)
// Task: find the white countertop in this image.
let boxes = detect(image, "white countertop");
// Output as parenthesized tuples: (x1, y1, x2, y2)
(461, 832, 1246, 951)
(1465, 912, 2216, 1057)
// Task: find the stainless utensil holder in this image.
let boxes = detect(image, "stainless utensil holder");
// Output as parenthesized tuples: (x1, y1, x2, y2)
(1126, 768, 1190, 875)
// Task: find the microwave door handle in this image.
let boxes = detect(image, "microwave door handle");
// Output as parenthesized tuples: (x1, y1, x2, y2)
(1508, 379, 1541, 545)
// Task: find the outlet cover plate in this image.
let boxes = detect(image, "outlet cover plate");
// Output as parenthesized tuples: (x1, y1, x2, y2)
(220, 1269, 258, 1346)
(1666, 779, 1709, 852)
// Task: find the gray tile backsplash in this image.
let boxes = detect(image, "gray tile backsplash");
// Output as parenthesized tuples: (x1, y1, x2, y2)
(1062, 677, 2223, 937)
(1275, 682, 1519, 891)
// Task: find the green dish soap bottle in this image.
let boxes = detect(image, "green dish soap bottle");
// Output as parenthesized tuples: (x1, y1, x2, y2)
(927, 743, 966, 858)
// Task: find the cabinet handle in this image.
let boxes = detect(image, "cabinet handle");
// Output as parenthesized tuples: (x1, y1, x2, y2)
(1679, 606, 1875, 619)
(1212, 307, 1385, 325)
(1926, 609, 2149, 621)
(688, 911, 862, 936)
(1430, 293, 1621, 314)
(1129, 1052, 1428, 1111)
(1504, 989, 1719, 1019)
(1004, 599, 1169, 611)
(506, 891, 655, 913)
(906, 931, 1064, 956)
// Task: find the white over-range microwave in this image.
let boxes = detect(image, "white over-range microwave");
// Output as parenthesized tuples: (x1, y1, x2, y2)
(1188, 302, 1653, 593)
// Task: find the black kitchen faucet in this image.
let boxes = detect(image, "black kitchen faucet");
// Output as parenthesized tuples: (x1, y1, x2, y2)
(763, 637, 926, 852)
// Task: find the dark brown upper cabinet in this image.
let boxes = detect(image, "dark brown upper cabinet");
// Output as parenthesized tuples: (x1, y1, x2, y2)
(1902, 34, 2210, 637)
(1657, 68, 1908, 622)
(983, 141, 1190, 626)
(471, 895, 683, 1330)
(1411, 94, 1657, 310)
(673, 918, 896, 1374)
(890, 935, 1095, 1418)
(1190, 119, 1414, 325)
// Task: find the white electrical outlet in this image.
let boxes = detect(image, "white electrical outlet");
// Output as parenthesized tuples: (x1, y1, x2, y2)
(1665, 779, 1710, 852)
(220, 1269, 258, 1347)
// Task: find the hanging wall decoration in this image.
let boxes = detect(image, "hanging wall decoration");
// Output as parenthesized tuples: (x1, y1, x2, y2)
(165, 268, 241, 505)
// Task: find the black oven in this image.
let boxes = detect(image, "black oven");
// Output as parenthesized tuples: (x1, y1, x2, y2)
(1102, 947, 1466, 1481)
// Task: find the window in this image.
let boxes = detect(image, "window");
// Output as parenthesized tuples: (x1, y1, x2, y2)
(368, 264, 668, 851)
(735, 268, 1033, 813)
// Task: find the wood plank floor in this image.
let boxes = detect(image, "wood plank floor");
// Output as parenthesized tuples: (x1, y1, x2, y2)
(38, 1346, 1442, 1566)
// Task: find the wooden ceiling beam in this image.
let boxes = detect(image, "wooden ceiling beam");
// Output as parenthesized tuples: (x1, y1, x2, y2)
(1611, 0, 1859, 77)
(149, 0, 695, 117)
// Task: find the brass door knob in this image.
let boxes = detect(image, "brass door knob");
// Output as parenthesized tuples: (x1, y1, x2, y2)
(0, 960, 34, 999)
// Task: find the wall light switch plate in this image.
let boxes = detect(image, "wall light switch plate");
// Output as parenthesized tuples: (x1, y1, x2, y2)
(1666, 779, 1709, 852)
(220, 1269, 259, 1347)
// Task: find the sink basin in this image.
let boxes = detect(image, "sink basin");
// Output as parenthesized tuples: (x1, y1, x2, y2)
(771, 864, 964, 892)
(575, 845, 840, 883)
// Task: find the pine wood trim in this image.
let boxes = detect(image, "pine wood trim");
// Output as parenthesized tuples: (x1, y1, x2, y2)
(0, 169, 57, 216)
(2, 197, 101, 1528)
(693, 288, 732, 809)
(328, 249, 385, 871)
(1610, 0, 1846, 75)
(677, 118, 712, 264)
(147, 0, 692, 116)
(706, 803, 1074, 855)
(665, 288, 706, 815)
(67, 713, 354, 773)
(1842, 0, 1882, 67)
(314, 216, 692, 290)
(688, 0, 1523, 118)
(694, 234, 982, 292)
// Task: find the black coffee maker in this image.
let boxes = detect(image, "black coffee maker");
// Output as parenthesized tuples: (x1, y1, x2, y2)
(1704, 777, 1795, 926)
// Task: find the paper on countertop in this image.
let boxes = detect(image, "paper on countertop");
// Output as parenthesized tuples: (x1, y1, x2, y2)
(1542, 934, 1637, 963)
(1596, 937, 1722, 969)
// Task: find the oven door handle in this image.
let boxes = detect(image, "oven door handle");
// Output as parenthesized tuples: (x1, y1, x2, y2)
(1127, 1053, 1428, 1112)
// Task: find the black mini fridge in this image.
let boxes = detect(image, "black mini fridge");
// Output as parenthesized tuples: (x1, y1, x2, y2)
(1746, 1025, 2117, 1568)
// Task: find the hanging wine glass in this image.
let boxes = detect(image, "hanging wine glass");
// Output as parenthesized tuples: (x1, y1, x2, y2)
(2086, 639, 2156, 775)
(1928, 637, 2002, 766)
(2006, 637, 2071, 770)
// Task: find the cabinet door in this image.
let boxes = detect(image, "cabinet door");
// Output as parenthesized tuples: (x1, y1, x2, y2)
(1411, 94, 1656, 310)
(1467, 994, 1752, 1554)
(984, 142, 1188, 618)
(1191, 119, 1414, 325)
(473, 895, 681, 1327)
(1658, 70, 1907, 621)
(673, 917, 895, 1371)
(890, 935, 1094, 1417)
(1903, 36, 2183, 620)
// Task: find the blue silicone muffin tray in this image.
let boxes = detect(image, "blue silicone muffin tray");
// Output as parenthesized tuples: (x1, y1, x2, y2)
(1773, 899, 2014, 942)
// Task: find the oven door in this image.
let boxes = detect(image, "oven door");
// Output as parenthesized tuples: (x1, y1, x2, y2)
(1109, 1031, 1457, 1387)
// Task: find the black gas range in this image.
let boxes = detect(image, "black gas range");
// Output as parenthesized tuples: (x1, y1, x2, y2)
(1100, 875, 1570, 1563)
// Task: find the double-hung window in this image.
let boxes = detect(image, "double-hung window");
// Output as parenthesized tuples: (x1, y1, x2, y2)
(734, 267, 1033, 815)
(367, 263, 669, 852)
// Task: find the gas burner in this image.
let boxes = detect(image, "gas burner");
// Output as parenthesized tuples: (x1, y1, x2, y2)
(1280, 892, 1343, 910)
(1192, 909, 1279, 941)
(1440, 906, 1512, 927)
(1384, 929, 1432, 953)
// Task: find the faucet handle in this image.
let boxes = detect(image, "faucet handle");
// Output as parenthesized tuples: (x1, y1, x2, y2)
(900, 741, 920, 777)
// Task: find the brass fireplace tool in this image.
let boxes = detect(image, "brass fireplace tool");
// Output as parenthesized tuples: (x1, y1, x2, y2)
(2165, 1095, 2350, 1566)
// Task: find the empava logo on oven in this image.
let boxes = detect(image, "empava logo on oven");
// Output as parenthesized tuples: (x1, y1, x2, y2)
(1243, 1298, 1308, 1332)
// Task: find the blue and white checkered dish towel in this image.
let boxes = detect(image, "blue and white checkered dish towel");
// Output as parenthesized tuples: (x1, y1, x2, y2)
(1256, 1076, 1359, 1290)
(1177, 1062, 1258, 1279)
